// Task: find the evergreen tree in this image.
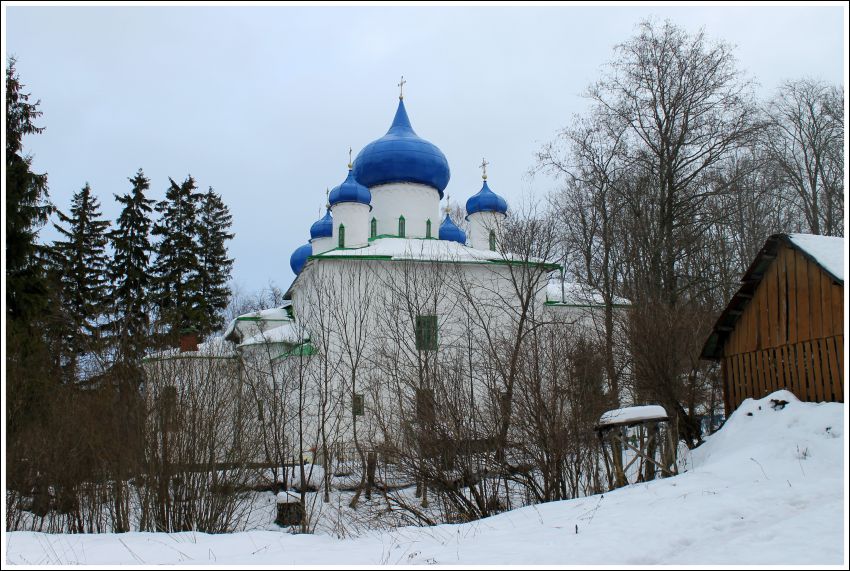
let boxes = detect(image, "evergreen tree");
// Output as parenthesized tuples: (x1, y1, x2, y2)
(51, 183, 112, 380)
(108, 168, 155, 363)
(6, 56, 52, 323)
(196, 187, 235, 337)
(151, 175, 204, 338)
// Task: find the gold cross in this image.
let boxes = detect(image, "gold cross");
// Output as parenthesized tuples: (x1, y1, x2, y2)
(480, 158, 489, 180)
(443, 194, 451, 216)
(325, 187, 330, 209)
(398, 75, 406, 100)
(348, 146, 353, 169)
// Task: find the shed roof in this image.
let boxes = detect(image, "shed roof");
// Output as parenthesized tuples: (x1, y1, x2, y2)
(701, 233, 845, 360)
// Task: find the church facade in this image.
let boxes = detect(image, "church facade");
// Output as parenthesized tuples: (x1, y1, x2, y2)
(153, 90, 626, 469)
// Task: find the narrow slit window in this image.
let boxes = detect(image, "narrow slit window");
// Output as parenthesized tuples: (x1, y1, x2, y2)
(426, 219, 432, 239)
(370, 217, 377, 239)
(415, 314, 438, 351)
(338, 224, 345, 248)
(353, 393, 364, 416)
(489, 230, 496, 251)
(398, 216, 406, 238)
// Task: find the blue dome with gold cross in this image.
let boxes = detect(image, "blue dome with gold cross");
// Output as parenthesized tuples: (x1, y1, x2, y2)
(466, 180, 508, 218)
(353, 97, 450, 195)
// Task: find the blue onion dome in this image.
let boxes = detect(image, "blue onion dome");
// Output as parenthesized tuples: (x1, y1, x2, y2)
(290, 242, 312, 275)
(352, 99, 450, 196)
(439, 213, 467, 244)
(329, 169, 372, 207)
(465, 180, 508, 218)
(309, 209, 333, 240)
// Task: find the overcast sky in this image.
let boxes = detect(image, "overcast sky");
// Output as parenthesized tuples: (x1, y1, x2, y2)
(5, 4, 845, 298)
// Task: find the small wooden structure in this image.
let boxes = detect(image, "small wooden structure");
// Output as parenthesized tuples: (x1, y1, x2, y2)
(702, 233, 844, 414)
(275, 491, 304, 527)
(595, 405, 677, 490)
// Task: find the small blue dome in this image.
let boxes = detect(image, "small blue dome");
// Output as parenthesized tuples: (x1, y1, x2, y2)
(290, 243, 312, 275)
(353, 99, 450, 195)
(439, 213, 466, 244)
(329, 169, 372, 207)
(310, 209, 333, 240)
(465, 180, 508, 218)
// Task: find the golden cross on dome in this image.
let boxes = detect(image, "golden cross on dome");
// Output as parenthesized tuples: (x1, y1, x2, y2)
(480, 158, 489, 180)
(398, 75, 406, 100)
(348, 147, 353, 169)
(325, 187, 330, 209)
(443, 194, 451, 216)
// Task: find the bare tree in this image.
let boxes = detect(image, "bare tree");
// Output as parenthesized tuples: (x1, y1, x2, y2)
(763, 78, 844, 236)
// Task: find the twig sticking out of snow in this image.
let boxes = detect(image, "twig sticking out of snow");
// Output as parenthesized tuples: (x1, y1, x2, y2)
(749, 457, 769, 480)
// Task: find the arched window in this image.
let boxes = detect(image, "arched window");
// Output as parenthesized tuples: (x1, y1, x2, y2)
(426, 219, 432, 239)
(398, 216, 406, 238)
(338, 224, 345, 248)
(489, 230, 496, 251)
(370, 217, 377, 239)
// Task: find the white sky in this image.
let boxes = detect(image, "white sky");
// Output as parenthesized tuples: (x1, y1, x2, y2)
(4, 4, 846, 297)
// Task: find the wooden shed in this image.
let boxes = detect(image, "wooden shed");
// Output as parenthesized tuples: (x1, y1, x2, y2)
(701, 233, 844, 414)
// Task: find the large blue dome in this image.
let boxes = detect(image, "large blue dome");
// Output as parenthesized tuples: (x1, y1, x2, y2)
(329, 169, 371, 207)
(465, 180, 508, 218)
(353, 99, 450, 195)
(439, 213, 466, 244)
(290, 243, 312, 275)
(310, 209, 333, 240)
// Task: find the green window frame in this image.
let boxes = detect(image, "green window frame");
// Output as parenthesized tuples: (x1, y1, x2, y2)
(338, 224, 345, 248)
(489, 230, 496, 251)
(370, 217, 377, 238)
(398, 215, 406, 238)
(426, 219, 432, 239)
(353, 393, 364, 416)
(415, 315, 438, 351)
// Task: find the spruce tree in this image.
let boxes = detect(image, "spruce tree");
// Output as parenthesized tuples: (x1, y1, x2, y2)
(196, 187, 235, 337)
(51, 183, 112, 381)
(108, 168, 155, 363)
(6, 56, 52, 323)
(151, 175, 204, 339)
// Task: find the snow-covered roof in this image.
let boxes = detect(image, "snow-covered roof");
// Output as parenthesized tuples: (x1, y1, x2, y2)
(310, 237, 553, 266)
(237, 322, 307, 348)
(546, 278, 630, 306)
(223, 303, 293, 341)
(788, 233, 844, 283)
(598, 405, 668, 427)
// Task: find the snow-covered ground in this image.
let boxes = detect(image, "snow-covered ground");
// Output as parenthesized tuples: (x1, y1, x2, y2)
(4, 391, 846, 565)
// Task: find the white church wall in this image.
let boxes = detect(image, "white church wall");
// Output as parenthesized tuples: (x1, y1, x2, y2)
(369, 182, 441, 239)
(331, 202, 370, 248)
(289, 253, 552, 453)
(468, 210, 505, 251)
(311, 236, 334, 255)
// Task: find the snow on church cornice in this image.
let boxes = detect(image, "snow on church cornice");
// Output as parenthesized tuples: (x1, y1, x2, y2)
(307, 237, 560, 268)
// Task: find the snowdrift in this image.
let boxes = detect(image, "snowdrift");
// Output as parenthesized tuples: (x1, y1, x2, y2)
(4, 391, 845, 565)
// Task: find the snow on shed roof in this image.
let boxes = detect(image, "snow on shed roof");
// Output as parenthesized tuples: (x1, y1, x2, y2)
(598, 405, 669, 428)
(788, 233, 844, 282)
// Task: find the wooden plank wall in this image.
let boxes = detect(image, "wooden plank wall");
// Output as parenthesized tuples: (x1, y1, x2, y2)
(722, 244, 844, 412)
